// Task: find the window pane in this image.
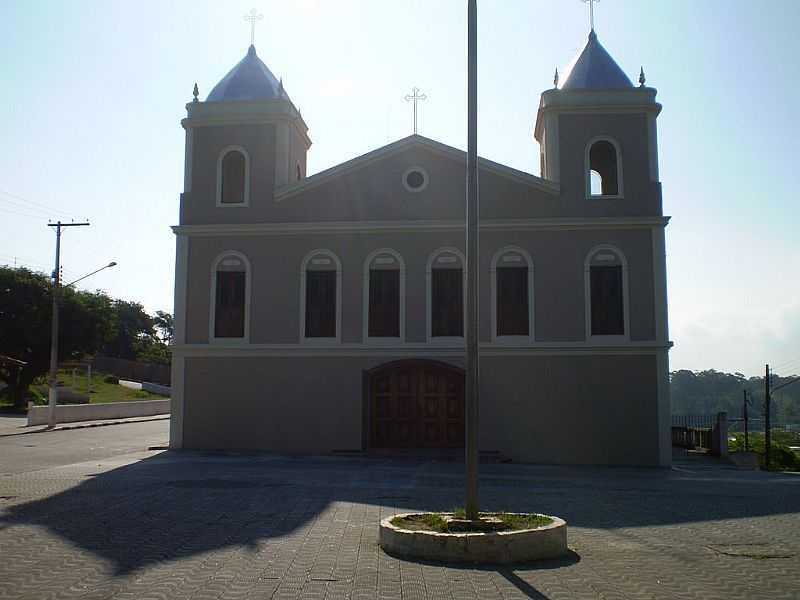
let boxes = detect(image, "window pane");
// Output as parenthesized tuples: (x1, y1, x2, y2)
(497, 267, 529, 336)
(369, 269, 400, 337)
(590, 265, 624, 335)
(306, 270, 336, 338)
(214, 271, 245, 338)
(432, 268, 463, 337)
(221, 151, 246, 204)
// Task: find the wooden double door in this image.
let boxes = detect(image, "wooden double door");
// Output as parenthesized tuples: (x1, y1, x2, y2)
(369, 361, 465, 449)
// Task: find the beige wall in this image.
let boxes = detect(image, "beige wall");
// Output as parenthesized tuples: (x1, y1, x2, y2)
(181, 354, 662, 465)
(183, 228, 655, 345)
(180, 140, 662, 227)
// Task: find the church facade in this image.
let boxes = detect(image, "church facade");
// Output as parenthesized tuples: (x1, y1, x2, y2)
(169, 30, 672, 466)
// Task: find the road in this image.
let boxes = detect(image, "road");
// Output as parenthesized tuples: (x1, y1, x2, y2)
(0, 416, 169, 475)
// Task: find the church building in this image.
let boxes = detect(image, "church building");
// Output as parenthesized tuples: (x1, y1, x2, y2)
(169, 28, 672, 466)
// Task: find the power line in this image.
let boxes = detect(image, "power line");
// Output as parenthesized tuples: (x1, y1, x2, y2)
(0, 189, 76, 220)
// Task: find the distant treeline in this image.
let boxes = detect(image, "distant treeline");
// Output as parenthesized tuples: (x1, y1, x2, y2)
(671, 369, 800, 424)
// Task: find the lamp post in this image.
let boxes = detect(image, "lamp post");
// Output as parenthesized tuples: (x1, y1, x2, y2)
(47, 261, 117, 428)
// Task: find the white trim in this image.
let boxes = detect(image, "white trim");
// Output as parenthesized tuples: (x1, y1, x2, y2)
(173, 234, 189, 345)
(585, 136, 624, 199)
(183, 129, 193, 193)
(209, 250, 251, 343)
(490, 246, 535, 344)
(362, 248, 406, 344)
(172, 216, 670, 237)
(274, 134, 559, 201)
(401, 166, 429, 193)
(168, 355, 185, 449)
(426, 247, 466, 343)
(216, 145, 251, 207)
(652, 227, 669, 343)
(584, 244, 630, 342)
(656, 349, 672, 466)
(171, 341, 672, 359)
(300, 249, 342, 344)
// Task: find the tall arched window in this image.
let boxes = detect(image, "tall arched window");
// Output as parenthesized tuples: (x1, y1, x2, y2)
(427, 248, 465, 341)
(216, 146, 250, 206)
(300, 250, 342, 342)
(491, 247, 534, 342)
(210, 252, 250, 341)
(364, 249, 405, 341)
(586, 138, 623, 198)
(585, 245, 629, 339)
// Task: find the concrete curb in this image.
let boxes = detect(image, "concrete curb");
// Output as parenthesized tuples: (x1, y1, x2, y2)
(0, 415, 170, 438)
(379, 512, 568, 564)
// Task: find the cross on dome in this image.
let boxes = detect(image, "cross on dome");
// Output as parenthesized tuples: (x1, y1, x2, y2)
(581, 0, 599, 31)
(243, 8, 263, 46)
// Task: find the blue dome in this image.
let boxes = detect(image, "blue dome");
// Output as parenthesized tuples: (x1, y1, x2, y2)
(560, 31, 633, 90)
(206, 45, 291, 102)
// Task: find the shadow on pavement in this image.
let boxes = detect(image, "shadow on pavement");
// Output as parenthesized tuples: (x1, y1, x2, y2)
(1, 449, 798, 576)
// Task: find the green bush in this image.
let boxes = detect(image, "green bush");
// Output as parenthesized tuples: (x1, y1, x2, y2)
(730, 432, 800, 471)
(103, 375, 119, 384)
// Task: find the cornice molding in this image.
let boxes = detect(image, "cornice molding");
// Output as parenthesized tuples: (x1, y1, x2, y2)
(172, 341, 673, 358)
(172, 216, 670, 237)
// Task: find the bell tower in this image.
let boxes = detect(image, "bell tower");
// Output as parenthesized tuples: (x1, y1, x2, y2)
(180, 44, 311, 223)
(534, 30, 662, 212)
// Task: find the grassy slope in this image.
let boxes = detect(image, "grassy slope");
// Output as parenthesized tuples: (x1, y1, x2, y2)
(28, 369, 166, 405)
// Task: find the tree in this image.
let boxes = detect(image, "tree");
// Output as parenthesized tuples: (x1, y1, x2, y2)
(0, 267, 112, 409)
(101, 300, 155, 360)
(153, 311, 174, 344)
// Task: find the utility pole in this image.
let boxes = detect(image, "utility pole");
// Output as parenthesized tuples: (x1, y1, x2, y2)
(47, 220, 90, 428)
(764, 363, 771, 470)
(743, 389, 749, 451)
(464, 0, 479, 521)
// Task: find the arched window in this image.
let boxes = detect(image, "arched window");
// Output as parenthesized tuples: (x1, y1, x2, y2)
(296, 162, 303, 181)
(426, 248, 465, 341)
(210, 252, 250, 341)
(586, 138, 622, 198)
(491, 247, 534, 341)
(585, 245, 629, 339)
(216, 146, 250, 206)
(300, 250, 341, 342)
(364, 249, 405, 341)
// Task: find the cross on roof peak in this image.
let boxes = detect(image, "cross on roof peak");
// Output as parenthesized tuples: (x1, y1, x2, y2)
(581, 0, 599, 31)
(243, 8, 264, 46)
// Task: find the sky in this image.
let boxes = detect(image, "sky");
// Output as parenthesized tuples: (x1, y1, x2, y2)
(0, 0, 798, 377)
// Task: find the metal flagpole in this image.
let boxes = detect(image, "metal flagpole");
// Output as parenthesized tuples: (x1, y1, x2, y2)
(465, 0, 479, 521)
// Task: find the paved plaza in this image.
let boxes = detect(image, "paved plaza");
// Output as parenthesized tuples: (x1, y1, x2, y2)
(1, 420, 799, 599)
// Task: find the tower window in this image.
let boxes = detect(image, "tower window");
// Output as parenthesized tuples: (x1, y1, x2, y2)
(587, 139, 621, 197)
(217, 146, 250, 206)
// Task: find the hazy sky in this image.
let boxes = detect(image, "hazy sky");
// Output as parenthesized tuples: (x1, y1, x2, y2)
(1, 0, 798, 377)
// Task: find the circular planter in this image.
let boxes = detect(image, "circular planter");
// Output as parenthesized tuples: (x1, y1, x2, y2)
(380, 513, 568, 564)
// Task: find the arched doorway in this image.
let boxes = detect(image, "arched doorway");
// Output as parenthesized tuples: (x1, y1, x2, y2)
(366, 360, 464, 449)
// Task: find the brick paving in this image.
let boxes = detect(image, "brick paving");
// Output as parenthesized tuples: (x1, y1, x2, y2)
(1, 446, 799, 600)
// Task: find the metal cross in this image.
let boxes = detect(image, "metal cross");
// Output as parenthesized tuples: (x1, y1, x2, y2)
(582, 0, 599, 31)
(244, 8, 263, 46)
(404, 86, 427, 135)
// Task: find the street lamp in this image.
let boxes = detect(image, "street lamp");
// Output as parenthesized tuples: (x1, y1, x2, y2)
(47, 261, 118, 428)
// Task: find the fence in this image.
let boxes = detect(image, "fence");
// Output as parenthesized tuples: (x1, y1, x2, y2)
(672, 413, 728, 456)
(91, 356, 171, 385)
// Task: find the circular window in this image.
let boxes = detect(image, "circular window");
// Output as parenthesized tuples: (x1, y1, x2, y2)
(402, 167, 429, 192)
